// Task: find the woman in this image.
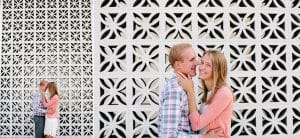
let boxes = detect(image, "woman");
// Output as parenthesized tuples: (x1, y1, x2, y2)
(177, 50, 234, 138)
(41, 82, 59, 138)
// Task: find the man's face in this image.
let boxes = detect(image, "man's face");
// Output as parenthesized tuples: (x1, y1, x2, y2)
(176, 47, 198, 77)
(39, 82, 48, 92)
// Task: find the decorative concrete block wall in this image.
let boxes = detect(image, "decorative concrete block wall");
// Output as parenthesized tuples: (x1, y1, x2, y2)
(0, 0, 93, 137)
(1, 0, 299, 137)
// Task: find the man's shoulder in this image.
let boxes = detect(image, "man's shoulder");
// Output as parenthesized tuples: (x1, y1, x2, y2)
(164, 75, 177, 86)
(161, 81, 183, 99)
(163, 77, 178, 91)
(32, 90, 36, 94)
(32, 90, 40, 96)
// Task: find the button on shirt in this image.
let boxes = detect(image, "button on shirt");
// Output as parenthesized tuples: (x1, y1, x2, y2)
(158, 75, 201, 138)
(32, 90, 46, 116)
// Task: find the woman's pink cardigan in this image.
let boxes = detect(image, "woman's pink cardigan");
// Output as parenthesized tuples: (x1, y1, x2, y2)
(43, 95, 59, 118)
(189, 86, 234, 138)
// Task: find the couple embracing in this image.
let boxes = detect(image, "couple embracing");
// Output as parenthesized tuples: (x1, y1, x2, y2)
(158, 43, 234, 138)
(32, 80, 60, 138)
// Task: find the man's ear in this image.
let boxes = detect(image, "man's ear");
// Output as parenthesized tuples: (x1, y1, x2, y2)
(174, 61, 181, 70)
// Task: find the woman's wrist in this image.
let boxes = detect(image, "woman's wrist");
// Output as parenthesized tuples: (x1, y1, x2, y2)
(189, 103, 198, 113)
(186, 89, 195, 96)
(187, 91, 197, 113)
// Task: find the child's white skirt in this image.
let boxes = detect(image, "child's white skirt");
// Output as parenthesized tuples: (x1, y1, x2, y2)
(44, 116, 58, 136)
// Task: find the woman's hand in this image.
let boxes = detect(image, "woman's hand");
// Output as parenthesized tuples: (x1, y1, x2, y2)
(176, 71, 194, 95)
(40, 91, 46, 101)
(205, 128, 224, 138)
(176, 71, 198, 113)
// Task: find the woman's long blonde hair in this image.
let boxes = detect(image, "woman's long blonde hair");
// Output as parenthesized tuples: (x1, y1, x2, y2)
(47, 82, 59, 98)
(201, 50, 228, 103)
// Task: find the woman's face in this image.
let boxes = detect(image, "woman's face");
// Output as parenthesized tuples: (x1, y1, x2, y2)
(198, 54, 213, 81)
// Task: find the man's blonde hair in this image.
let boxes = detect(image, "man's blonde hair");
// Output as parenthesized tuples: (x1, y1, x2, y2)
(169, 43, 192, 68)
(39, 80, 48, 86)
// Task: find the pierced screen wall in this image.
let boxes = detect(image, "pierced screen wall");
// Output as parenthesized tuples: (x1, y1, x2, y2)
(1, 0, 300, 138)
(0, 0, 93, 137)
(95, 0, 300, 138)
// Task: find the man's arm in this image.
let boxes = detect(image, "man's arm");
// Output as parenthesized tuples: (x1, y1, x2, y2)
(159, 87, 182, 138)
(158, 82, 205, 138)
(32, 91, 46, 114)
(36, 106, 47, 113)
(32, 91, 38, 113)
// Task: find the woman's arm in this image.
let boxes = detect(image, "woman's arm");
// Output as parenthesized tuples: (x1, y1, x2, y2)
(177, 72, 233, 131)
(176, 72, 198, 113)
(42, 95, 58, 107)
(40, 91, 47, 103)
(189, 88, 232, 131)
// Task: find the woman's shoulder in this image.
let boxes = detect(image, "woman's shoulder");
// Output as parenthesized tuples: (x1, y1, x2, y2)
(216, 85, 233, 97)
(51, 94, 59, 100)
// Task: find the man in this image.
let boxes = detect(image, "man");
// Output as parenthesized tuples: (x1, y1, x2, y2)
(32, 80, 48, 138)
(158, 43, 221, 138)
(158, 43, 199, 137)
